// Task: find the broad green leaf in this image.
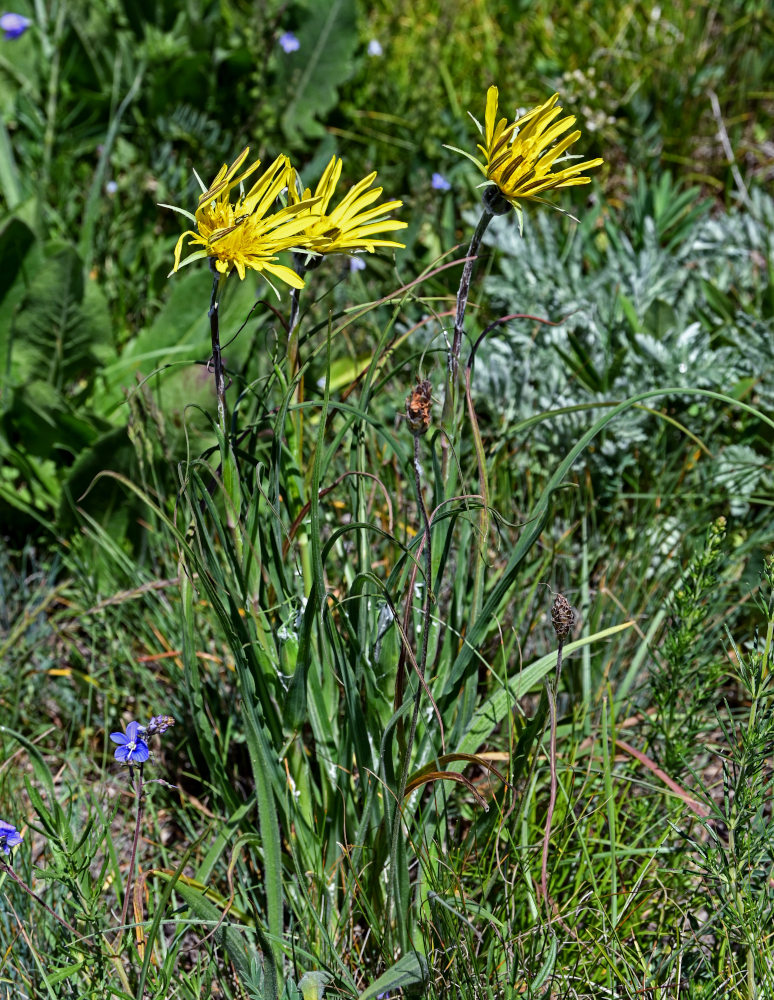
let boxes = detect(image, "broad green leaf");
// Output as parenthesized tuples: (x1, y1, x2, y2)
(280, 0, 359, 141)
(357, 951, 429, 1000)
(455, 622, 635, 758)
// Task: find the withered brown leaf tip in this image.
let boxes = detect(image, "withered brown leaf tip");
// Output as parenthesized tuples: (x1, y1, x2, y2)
(405, 379, 433, 435)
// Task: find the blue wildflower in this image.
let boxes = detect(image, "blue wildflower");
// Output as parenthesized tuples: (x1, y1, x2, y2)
(349, 256, 366, 273)
(0, 820, 22, 855)
(431, 172, 451, 192)
(0, 12, 31, 39)
(367, 39, 383, 57)
(279, 31, 300, 53)
(110, 720, 150, 765)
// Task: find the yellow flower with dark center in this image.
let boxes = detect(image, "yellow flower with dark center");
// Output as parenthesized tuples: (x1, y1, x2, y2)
(163, 148, 322, 288)
(288, 156, 407, 257)
(451, 87, 603, 219)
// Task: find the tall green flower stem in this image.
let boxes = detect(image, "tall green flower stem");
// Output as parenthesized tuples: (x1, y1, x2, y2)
(541, 595, 574, 907)
(207, 268, 245, 566)
(539, 669, 559, 909)
(389, 422, 433, 949)
(287, 254, 307, 379)
(286, 252, 318, 598)
(115, 763, 146, 949)
(442, 208, 493, 477)
(208, 269, 230, 436)
(450, 209, 493, 372)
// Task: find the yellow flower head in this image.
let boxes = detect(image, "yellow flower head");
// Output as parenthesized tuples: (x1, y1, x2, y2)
(163, 148, 322, 288)
(287, 156, 407, 257)
(451, 87, 603, 221)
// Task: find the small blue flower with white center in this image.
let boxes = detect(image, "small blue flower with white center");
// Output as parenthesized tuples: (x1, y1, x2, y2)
(110, 720, 150, 765)
(0, 820, 23, 855)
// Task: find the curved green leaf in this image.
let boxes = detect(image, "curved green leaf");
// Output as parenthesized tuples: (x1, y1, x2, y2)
(357, 951, 429, 1000)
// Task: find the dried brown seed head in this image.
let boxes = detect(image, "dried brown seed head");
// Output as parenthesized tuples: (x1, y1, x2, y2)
(551, 593, 575, 642)
(405, 379, 433, 435)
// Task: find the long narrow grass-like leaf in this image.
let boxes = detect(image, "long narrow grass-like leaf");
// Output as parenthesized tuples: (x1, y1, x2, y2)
(135, 850, 192, 1000)
(357, 951, 429, 1000)
(179, 559, 240, 813)
(154, 872, 256, 985)
(455, 622, 635, 758)
(441, 387, 774, 741)
(284, 326, 331, 727)
(600, 692, 619, 933)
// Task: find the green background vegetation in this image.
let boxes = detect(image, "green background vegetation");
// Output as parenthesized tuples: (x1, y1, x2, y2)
(0, 1, 773, 998)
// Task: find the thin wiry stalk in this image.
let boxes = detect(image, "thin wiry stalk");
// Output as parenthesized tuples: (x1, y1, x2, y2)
(442, 206, 493, 481)
(390, 429, 433, 940)
(286, 252, 313, 594)
(287, 251, 312, 377)
(208, 269, 228, 434)
(116, 764, 145, 947)
(403, 431, 434, 784)
(540, 638, 564, 906)
(451, 208, 494, 376)
(0, 860, 80, 937)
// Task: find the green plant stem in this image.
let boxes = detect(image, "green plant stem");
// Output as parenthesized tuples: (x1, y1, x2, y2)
(747, 946, 755, 1000)
(581, 516, 592, 728)
(286, 254, 315, 596)
(451, 209, 493, 379)
(209, 270, 245, 561)
(762, 615, 774, 685)
(749, 614, 774, 738)
(390, 430, 433, 944)
(464, 350, 489, 633)
(287, 268, 304, 378)
(442, 207, 493, 480)
(208, 271, 229, 436)
(601, 694, 618, 929)
(116, 764, 145, 948)
(404, 432, 434, 780)
(0, 859, 80, 937)
(540, 638, 563, 905)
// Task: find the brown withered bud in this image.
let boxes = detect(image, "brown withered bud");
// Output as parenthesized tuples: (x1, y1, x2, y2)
(405, 379, 433, 435)
(551, 593, 575, 643)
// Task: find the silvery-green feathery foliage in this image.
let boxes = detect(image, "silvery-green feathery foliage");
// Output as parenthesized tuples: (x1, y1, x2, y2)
(470, 180, 773, 510)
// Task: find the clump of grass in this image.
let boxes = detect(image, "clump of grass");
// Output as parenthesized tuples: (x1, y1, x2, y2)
(1, 18, 774, 997)
(649, 515, 730, 772)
